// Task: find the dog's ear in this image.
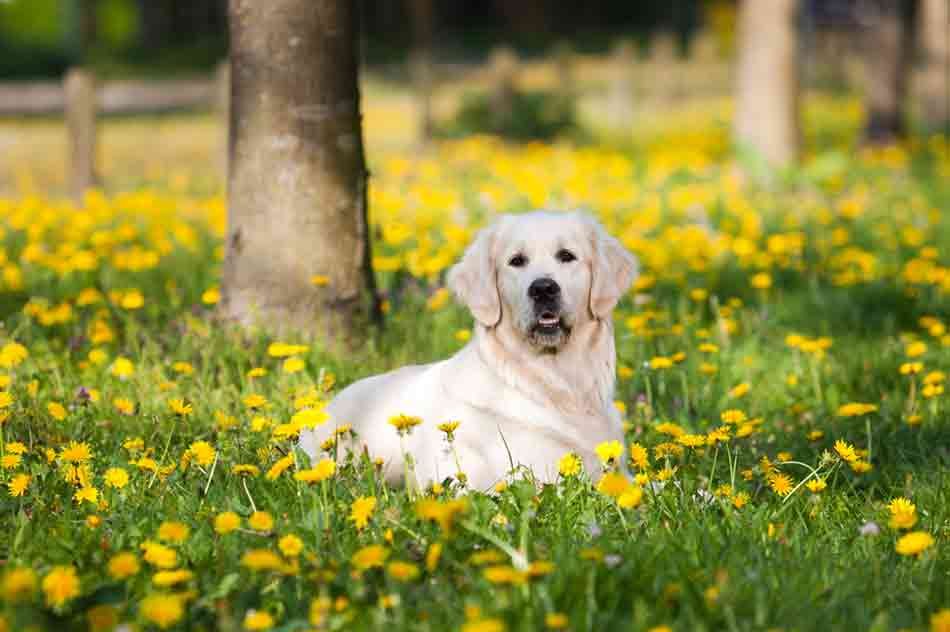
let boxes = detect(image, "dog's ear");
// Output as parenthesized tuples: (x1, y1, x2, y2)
(448, 222, 502, 327)
(588, 217, 638, 320)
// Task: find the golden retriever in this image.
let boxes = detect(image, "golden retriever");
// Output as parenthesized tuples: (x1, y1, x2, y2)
(299, 211, 638, 490)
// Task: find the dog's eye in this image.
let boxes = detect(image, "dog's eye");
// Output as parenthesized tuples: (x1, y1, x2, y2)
(556, 249, 576, 263)
(508, 254, 527, 268)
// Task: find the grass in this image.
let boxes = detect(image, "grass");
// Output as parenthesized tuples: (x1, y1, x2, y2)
(0, 94, 948, 632)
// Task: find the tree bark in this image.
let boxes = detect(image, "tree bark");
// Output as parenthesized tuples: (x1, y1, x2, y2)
(223, 0, 380, 345)
(918, 0, 949, 133)
(734, 0, 801, 167)
(861, 0, 916, 144)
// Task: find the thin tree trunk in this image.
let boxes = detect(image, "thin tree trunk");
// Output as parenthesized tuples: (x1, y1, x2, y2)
(223, 0, 380, 345)
(408, 0, 435, 142)
(862, 0, 916, 144)
(734, 0, 801, 167)
(918, 0, 949, 133)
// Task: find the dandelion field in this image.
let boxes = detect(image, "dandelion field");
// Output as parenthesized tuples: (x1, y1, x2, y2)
(0, 96, 948, 631)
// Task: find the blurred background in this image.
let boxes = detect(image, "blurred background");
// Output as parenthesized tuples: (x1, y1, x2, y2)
(0, 0, 946, 196)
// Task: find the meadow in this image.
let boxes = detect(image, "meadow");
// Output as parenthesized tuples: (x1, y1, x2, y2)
(0, 90, 948, 631)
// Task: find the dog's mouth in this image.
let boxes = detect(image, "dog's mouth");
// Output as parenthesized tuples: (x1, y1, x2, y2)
(534, 310, 565, 333)
(529, 308, 571, 349)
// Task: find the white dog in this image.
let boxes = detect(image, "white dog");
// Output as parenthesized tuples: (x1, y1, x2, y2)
(299, 211, 638, 491)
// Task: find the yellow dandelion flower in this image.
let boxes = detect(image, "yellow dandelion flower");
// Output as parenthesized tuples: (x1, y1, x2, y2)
(47, 401, 67, 421)
(214, 512, 241, 534)
(617, 486, 644, 509)
(243, 393, 268, 409)
(2, 567, 37, 602)
(7, 473, 30, 497)
(720, 409, 747, 424)
(546, 613, 569, 629)
(387, 561, 421, 582)
(729, 383, 750, 398)
(157, 521, 189, 543)
(74, 486, 99, 505)
(113, 397, 134, 415)
(152, 569, 194, 587)
(595, 440, 624, 464)
(558, 453, 582, 477)
(244, 610, 275, 630)
(110, 356, 135, 378)
(462, 618, 507, 632)
(349, 496, 377, 530)
(185, 441, 215, 467)
(141, 541, 177, 569)
(139, 593, 184, 629)
(283, 357, 305, 373)
(931, 609, 950, 632)
(266, 343, 309, 357)
(351, 544, 388, 572)
(231, 464, 260, 476)
(806, 478, 827, 493)
(278, 534, 304, 557)
(768, 473, 794, 497)
(168, 398, 193, 416)
(677, 434, 706, 448)
(294, 458, 336, 483)
(597, 472, 632, 498)
(388, 413, 422, 434)
(265, 453, 295, 480)
(834, 440, 858, 462)
(895, 531, 935, 556)
(107, 552, 140, 580)
(42, 566, 80, 608)
(248, 511, 274, 532)
(100, 468, 127, 490)
(240, 549, 284, 571)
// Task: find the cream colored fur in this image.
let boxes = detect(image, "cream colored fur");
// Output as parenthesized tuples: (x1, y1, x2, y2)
(299, 211, 638, 490)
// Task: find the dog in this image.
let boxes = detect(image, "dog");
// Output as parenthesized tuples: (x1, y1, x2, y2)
(299, 211, 638, 491)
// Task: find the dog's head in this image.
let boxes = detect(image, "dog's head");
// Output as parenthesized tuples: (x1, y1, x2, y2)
(448, 211, 638, 351)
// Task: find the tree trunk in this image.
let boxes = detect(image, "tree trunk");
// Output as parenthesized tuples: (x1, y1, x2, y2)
(862, 0, 915, 144)
(407, 0, 435, 141)
(734, 0, 801, 167)
(918, 0, 949, 133)
(223, 0, 380, 345)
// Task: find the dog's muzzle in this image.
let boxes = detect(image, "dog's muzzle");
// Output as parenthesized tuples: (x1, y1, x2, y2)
(528, 278, 570, 345)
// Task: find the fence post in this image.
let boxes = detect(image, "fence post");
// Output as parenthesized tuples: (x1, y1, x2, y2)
(64, 68, 97, 203)
(553, 40, 575, 101)
(648, 32, 679, 103)
(409, 49, 434, 142)
(609, 39, 635, 128)
(489, 46, 519, 131)
(216, 60, 230, 181)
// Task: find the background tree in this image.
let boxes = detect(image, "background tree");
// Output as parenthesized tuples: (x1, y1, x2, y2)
(222, 0, 380, 345)
(861, 0, 916, 144)
(734, 0, 801, 166)
(407, 0, 435, 141)
(918, 0, 949, 133)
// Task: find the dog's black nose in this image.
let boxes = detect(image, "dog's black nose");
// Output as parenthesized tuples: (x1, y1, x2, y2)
(528, 278, 561, 301)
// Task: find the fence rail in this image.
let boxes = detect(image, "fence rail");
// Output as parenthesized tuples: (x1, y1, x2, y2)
(0, 77, 222, 116)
